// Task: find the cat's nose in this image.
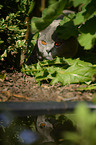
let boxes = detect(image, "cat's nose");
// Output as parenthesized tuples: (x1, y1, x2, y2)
(46, 49, 51, 54)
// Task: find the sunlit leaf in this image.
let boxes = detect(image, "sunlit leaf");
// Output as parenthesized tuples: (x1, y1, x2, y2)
(78, 33, 96, 49)
(22, 58, 96, 85)
(0, 50, 7, 61)
(73, 11, 85, 25)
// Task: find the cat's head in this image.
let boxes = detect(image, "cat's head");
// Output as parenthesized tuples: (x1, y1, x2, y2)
(38, 19, 78, 60)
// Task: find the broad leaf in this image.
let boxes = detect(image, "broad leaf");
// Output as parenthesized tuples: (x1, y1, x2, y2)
(73, 11, 85, 25)
(80, 16, 96, 34)
(56, 13, 78, 39)
(22, 58, 96, 85)
(51, 60, 96, 85)
(31, 0, 67, 34)
(78, 33, 96, 49)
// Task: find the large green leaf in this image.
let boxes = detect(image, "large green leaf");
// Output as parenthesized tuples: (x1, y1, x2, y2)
(56, 13, 78, 39)
(22, 58, 96, 85)
(78, 33, 96, 49)
(31, 0, 67, 34)
(56, 21, 78, 39)
(51, 60, 96, 85)
(80, 16, 96, 34)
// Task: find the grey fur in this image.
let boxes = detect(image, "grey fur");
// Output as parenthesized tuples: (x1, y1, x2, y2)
(27, 10, 78, 64)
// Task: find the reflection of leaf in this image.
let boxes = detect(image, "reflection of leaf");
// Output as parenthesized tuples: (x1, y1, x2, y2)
(31, 0, 66, 34)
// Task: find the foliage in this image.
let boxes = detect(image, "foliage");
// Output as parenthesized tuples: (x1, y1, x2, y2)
(0, 1, 96, 144)
(31, 0, 67, 34)
(0, 0, 33, 62)
(77, 83, 96, 90)
(58, 0, 96, 49)
(31, 0, 96, 50)
(22, 57, 96, 85)
(1, 0, 96, 85)
(0, 103, 96, 145)
(0, 12, 27, 54)
(22, 0, 96, 85)
(64, 103, 96, 145)
(0, 72, 5, 82)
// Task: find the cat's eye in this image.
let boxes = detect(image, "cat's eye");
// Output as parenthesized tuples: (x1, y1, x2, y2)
(40, 123, 46, 128)
(55, 42, 62, 46)
(42, 40, 47, 45)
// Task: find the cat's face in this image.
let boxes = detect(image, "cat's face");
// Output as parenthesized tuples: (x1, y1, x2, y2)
(38, 19, 78, 60)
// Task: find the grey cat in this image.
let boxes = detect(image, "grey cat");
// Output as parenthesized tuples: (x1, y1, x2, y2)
(27, 10, 78, 64)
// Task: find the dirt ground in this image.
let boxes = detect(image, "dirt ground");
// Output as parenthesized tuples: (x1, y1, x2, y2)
(0, 70, 95, 102)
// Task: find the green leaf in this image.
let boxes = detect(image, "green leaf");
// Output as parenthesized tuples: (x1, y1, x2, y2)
(31, 0, 67, 34)
(64, 58, 92, 66)
(83, 0, 96, 19)
(73, 11, 85, 25)
(78, 84, 96, 90)
(8, 25, 19, 31)
(0, 72, 5, 82)
(51, 60, 96, 85)
(0, 39, 4, 44)
(28, 0, 35, 15)
(0, 5, 3, 9)
(80, 16, 96, 34)
(78, 33, 96, 49)
(0, 50, 7, 60)
(64, 132, 80, 143)
(65, 103, 96, 145)
(57, 20, 78, 39)
(72, 0, 91, 7)
(78, 17, 96, 49)
(56, 13, 78, 39)
(22, 58, 96, 85)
